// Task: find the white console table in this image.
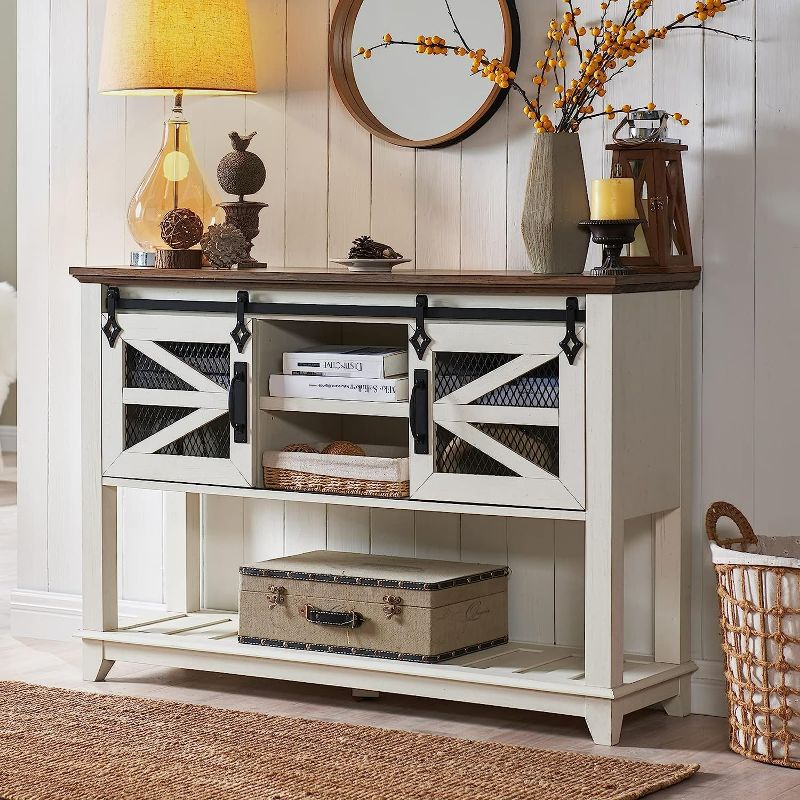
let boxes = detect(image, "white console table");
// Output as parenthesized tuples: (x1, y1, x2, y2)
(71, 266, 699, 745)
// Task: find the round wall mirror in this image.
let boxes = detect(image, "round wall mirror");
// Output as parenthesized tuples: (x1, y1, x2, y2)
(330, 0, 519, 148)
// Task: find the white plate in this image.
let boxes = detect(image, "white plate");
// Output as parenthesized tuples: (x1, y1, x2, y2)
(329, 258, 411, 273)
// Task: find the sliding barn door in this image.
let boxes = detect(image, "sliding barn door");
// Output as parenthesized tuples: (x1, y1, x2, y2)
(409, 322, 585, 510)
(102, 313, 255, 487)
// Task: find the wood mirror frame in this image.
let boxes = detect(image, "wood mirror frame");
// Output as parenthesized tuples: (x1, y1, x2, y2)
(330, 0, 520, 149)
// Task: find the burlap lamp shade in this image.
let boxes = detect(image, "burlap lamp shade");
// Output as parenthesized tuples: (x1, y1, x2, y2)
(99, 0, 256, 96)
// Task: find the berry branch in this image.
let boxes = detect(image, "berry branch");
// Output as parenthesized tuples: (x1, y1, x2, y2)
(356, 0, 750, 133)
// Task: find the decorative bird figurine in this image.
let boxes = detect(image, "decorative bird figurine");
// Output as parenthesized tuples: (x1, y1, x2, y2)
(229, 131, 257, 152)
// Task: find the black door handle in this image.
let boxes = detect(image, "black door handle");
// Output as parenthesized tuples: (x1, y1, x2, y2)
(228, 362, 248, 444)
(409, 369, 429, 455)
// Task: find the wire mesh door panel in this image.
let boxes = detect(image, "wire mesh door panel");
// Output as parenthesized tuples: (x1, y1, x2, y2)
(409, 322, 585, 510)
(102, 313, 254, 487)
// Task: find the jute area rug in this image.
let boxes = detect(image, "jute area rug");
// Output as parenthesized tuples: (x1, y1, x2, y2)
(0, 682, 697, 800)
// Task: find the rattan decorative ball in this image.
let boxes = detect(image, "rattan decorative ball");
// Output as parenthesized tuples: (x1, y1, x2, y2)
(160, 208, 204, 250)
(322, 441, 366, 457)
(281, 443, 319, 453)
(218, 131, 266, 199)
(200, 224, 251, 269)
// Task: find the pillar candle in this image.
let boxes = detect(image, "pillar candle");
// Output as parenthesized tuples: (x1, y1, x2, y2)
(590, 178, 638, 220)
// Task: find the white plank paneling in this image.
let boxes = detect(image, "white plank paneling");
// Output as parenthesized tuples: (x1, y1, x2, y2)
(284, 501, 327, 556)
(16, 0, 51, 592)
(326, 505, 370, 553)
(327, 0, 371, 264)
(46, 0, 88, 595)
(460, 109, 508, 270)
(246, 0, 287, 267)
(507, 518, 555, 645)
(243, 499, 285, 563)
(554, 520, 584, 648)
(285, 0, 329, 267)
(415, 147, 461, 270)
(754, 3, 800, 527)
(699, 1, 755, 660)
(371, 137, 415, 264)
(19, 0, 774, 706)
(414, 511, 460, 561)
(370, 508, 414, 557)
(202, 495, 244, 612)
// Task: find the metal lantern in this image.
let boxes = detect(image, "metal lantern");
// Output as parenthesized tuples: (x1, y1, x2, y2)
(606, 141, 694, 270)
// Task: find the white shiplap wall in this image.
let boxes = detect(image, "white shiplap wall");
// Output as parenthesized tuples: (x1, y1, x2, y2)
(17, 0, 774, 705)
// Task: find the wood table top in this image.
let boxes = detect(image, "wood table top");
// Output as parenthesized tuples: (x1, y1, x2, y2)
(70, 265, 701, 295)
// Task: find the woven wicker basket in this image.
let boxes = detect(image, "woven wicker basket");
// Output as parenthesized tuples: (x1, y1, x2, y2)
(263, 447, 409, 499)
(707, 501, 800, 768)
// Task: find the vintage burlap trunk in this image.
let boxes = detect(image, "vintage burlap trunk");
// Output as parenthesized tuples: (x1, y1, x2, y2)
(238, 550, 509, 663)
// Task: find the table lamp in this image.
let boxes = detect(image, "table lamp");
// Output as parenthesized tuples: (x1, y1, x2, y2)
(99, 0, 257, 265)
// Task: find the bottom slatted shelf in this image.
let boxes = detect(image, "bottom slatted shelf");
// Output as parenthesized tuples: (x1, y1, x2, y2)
(81, 612, 695, 717)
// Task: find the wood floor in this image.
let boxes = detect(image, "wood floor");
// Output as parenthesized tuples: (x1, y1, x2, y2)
(1, 460, 798, 799)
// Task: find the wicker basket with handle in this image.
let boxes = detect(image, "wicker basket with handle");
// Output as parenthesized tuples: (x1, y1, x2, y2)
(707, 501, 800, 768)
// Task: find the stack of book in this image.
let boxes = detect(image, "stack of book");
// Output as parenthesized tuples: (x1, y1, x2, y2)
(269, 346, 409, 402)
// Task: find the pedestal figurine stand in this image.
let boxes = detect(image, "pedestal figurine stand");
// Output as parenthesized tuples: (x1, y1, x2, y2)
(218, 201, 268, 267)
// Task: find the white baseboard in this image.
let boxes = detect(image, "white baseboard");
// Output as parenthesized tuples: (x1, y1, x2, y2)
(0, 424, 16, 453)
(689, 659, 727, 717)
(10, 589, 166, 642)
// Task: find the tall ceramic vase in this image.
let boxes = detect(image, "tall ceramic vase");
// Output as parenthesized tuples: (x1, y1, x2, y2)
(521, 132, 591, 274)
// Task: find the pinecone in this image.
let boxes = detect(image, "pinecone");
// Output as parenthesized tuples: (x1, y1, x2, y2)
(200, 224, 251, 269)
(348, 235, 402, 259)
(160, 208, 204, 249)
(217, 131, 266, 200)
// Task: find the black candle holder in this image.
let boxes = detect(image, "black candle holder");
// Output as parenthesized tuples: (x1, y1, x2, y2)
(578, 219, 641, 276)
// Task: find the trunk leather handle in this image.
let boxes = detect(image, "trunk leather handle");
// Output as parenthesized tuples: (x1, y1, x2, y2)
(301, 605, 363, 628)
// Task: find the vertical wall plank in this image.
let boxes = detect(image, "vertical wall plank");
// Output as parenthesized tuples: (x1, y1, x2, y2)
(754, 4, 800, 527)
(623, 515, 654, 656)
(370, 508, 415, 557)
(460, 109, 508, 270)
(505, 0, 552, 269)
(415, 147, 461, 270)
(507, 518, 555, 644)
(327, 1, 371, 263)
(415, 512, 460, 560)
(653, 10, 708, 659)
(246, 0, 287, 267)
(327, 505, 371, 553)
(699, 3, 755, 660)
(46, 0, 88, 595)
(371, 138, 415, 263)
(554, 520, 584, 647)
(202, 495, 244, 611)
(243, 499, 285, 563)
(119, 490, 164, 603)
(460, 516, 507, 565)
(284, 501, 327, 556)
(16, 0, 51, 592)
(285, 0, 329, 267)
